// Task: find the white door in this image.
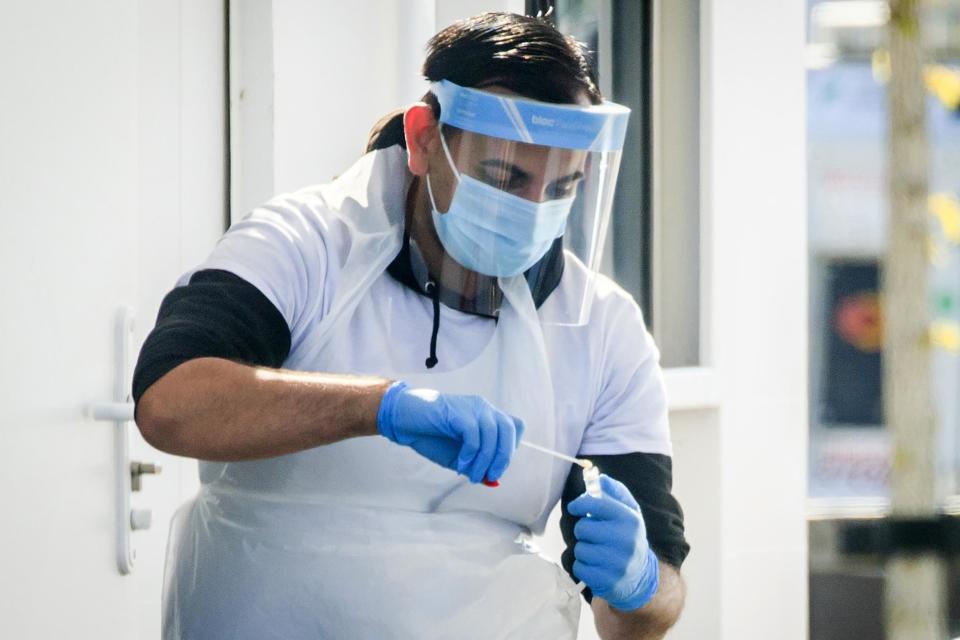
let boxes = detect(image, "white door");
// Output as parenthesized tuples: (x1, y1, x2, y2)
(0, 2, 225, 638)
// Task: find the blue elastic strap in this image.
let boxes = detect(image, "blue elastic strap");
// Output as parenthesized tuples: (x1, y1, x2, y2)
(430, 80, 630, 152)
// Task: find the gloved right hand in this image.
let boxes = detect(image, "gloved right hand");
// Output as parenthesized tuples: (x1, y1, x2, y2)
(376, 381, 525, 483)
(566, 474, 660, 611)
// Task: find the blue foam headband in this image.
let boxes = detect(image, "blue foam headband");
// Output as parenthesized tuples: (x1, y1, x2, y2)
(430, 80, 630, 152)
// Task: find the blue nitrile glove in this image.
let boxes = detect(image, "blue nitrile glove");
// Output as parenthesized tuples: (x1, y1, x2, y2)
(566, 474, 660, 611)
(376, 381, 525, 483)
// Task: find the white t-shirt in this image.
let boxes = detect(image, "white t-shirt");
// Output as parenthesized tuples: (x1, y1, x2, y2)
(178, 172, 672, 460)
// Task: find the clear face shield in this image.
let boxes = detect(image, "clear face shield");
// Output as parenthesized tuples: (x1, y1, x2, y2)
(420, 80, 630, 326)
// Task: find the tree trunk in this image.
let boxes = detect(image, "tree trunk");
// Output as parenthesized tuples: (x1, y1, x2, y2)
(884, 1, 946, 638)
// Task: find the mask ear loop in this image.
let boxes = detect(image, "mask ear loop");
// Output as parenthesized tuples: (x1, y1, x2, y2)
(426, 128, 461, 213)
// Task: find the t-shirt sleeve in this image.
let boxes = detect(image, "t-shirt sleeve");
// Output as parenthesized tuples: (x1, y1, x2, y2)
(578, 289, 672, 457)
(180, 193, 338, 352)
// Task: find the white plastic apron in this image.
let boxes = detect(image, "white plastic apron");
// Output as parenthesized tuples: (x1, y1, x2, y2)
(162, 147, 581, 639)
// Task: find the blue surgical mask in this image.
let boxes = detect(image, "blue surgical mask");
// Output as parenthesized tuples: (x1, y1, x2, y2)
(426, 132, 575, 277)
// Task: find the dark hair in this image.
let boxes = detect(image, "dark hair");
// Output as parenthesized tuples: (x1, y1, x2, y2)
(366, 12, 601, 152)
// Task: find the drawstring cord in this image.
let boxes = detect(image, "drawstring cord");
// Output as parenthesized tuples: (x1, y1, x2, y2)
(425, 280, 441, 369)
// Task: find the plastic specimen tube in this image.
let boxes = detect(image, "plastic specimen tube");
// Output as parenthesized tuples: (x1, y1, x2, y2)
(582, 464, 602, 498)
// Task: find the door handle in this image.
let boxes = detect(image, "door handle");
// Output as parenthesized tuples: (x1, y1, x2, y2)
(89, 402, 134, 422)
(85, 306, 144, 575)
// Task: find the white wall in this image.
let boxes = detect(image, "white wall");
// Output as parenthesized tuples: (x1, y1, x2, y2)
(0, 3, 140, 635)
(271, 0, 408, 191)
(230, 0, 523, 219)
(698, 0, 809, 637)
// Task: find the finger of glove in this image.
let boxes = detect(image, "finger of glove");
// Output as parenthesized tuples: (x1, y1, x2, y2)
(449, 407, 480, 474)
(466, 405, 499, 483)
(567, 493, 631, 521)
(572, 516, 608, 543)
(575, 520, 637, 554)
(572, 560, 618, 593)
(599, 474, 640, 510)
(485, 412, 517, 482)
(574, 541, 619, 567)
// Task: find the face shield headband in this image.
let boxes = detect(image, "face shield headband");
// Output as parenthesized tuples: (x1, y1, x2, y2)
(429, 79, 630, 153)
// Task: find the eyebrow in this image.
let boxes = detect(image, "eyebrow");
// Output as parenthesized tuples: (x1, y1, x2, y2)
(478, 159, 584, 185)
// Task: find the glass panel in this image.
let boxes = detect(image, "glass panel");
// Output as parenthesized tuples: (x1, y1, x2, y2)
(553, 0, 655, 323)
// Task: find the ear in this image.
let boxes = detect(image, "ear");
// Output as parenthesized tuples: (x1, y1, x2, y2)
(404, 103, 439, 177)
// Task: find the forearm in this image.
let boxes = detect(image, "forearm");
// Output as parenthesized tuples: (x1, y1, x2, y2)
(592, 563, 685, 640)
(136, 356, 392, 461)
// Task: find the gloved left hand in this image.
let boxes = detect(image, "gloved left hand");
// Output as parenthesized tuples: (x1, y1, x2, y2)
(566, 474, 660, 611)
